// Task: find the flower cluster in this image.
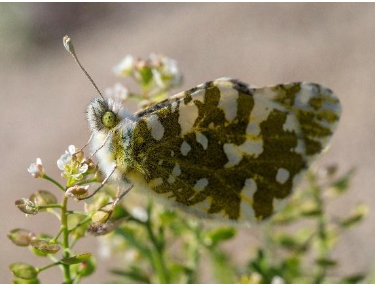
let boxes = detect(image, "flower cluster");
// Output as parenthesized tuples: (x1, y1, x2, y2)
(109, 54, 183, 109)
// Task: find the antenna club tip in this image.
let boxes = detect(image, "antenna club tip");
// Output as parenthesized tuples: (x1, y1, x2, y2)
(63, 35, 75, 55)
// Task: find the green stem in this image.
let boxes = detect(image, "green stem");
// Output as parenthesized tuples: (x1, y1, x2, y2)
(52, 227, 64, 243)
(68, 216, 91, 234)
(43, 174, 65, 192)
(145, 202, 169, 283)
(67, 211, 87, 216)
(37, 261, 61, 273)
(38, 204, 63, 210)
(61, 196, 72, 283)
(309, 172, 329, 283)
(186, 226, 200, 284)
(75, 177, 99, 186)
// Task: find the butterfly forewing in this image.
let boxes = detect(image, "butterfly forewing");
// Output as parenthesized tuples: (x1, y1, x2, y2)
(128, 79, 341, 223)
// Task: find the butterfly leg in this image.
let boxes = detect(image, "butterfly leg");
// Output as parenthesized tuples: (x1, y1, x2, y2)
(73, 133, 94, 156)
(78, 165, 117, 200)
(89, 132, 111, 159)
(113, 184, 134, 206)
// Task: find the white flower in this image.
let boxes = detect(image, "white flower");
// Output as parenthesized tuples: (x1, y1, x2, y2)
(152, 69, 164, 88)
(149, 54, 182, 88)
(72, 163, 88, 180)
(57, 145, 76, 170)
(105, 83, 129, 102)
(271, 276, 285, 284)
(131, 206, 148, 222)
(161, 56, 179, 77)
(112, 55, 135, 76)
(27, 158, 44, 178)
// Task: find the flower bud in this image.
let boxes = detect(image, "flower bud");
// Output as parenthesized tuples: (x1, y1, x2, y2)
(15, 199, 38, 216)
(65, 185, 89, 201)
(72, 150, 84, 161)
(81, 157, 97, 174)
(29, 190, 57, 210)
(30, 239, 60, 254)
(8, 229, 35, 247)
(9, 263, 38, 280)
(91, 203, 114, 226)
(27, 158, 44, 178)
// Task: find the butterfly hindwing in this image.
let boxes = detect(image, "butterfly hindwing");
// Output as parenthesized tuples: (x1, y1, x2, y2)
(128, 79, 341, 223)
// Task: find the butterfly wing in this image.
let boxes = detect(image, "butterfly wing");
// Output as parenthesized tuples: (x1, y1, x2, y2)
(128, 79, 341, 223)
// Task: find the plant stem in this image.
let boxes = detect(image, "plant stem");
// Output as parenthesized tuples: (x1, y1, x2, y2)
(68, 216, 91, 234)
(186, 225, 200, 284)
(38, 204, 63, 210)
(37, 261, 61, 273)
(145, 201, 169, 283)
(75, 177, 99, 186)
(43, 174, 65, 192)
(309, 172, 329, 283)
(61, 196, 72, 283)
(52, 227, 64, 243)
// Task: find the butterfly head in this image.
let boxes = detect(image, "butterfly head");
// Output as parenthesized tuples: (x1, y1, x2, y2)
(87, 97, 126, 133)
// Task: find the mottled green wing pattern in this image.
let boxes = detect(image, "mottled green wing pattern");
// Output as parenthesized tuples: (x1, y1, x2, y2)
(128, 79, 341, 223)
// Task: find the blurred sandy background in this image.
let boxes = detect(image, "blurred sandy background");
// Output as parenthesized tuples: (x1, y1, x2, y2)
(1, 3, 375, 283)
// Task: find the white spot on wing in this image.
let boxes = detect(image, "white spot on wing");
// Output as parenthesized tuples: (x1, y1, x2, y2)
(246, 121, 261, 136)
(295, 83, 317, 107)
(283, 113, 299, 133)
(239, 139, 263, 157)
(167, 175, 176, 184)
(217, 87, 238, 121)
(178, 100, 199, 135)
(276, 168, 290, 184)
(146, 114, 164, 141)
(180, 141, 191, 156)
(241, 178, 257, 200)
(149, 177, 163, 188)
(196, 132, 208, 150)
(194, 178, 208, 191)
(240, 201, 256, 221)
(172, 163, 181, 176)
(171, 101, 178, 112)
(223, 143, 242, 168)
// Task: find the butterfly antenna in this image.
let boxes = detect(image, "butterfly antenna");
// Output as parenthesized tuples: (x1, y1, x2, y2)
(63, 35, 105, 100)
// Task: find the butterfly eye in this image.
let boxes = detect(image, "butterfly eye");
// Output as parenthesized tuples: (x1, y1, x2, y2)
(102, 111, 116, 128)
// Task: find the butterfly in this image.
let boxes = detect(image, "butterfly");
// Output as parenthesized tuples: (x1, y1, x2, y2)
(63, 36, 341, 224)
(87, 78, 341, 223)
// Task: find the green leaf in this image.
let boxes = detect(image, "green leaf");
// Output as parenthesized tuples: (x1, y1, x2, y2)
(204, 227, 236, 247)
(273, 234, 308, 253)
(9, 263, 38, 280)
(330, 169, 355, 194)
(340, 204, 368, 228)
(340, 273, 366, 284)
(316, 258, 337, 267)
(60, 253, 91, 265)
(111, 266, 151, 284)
